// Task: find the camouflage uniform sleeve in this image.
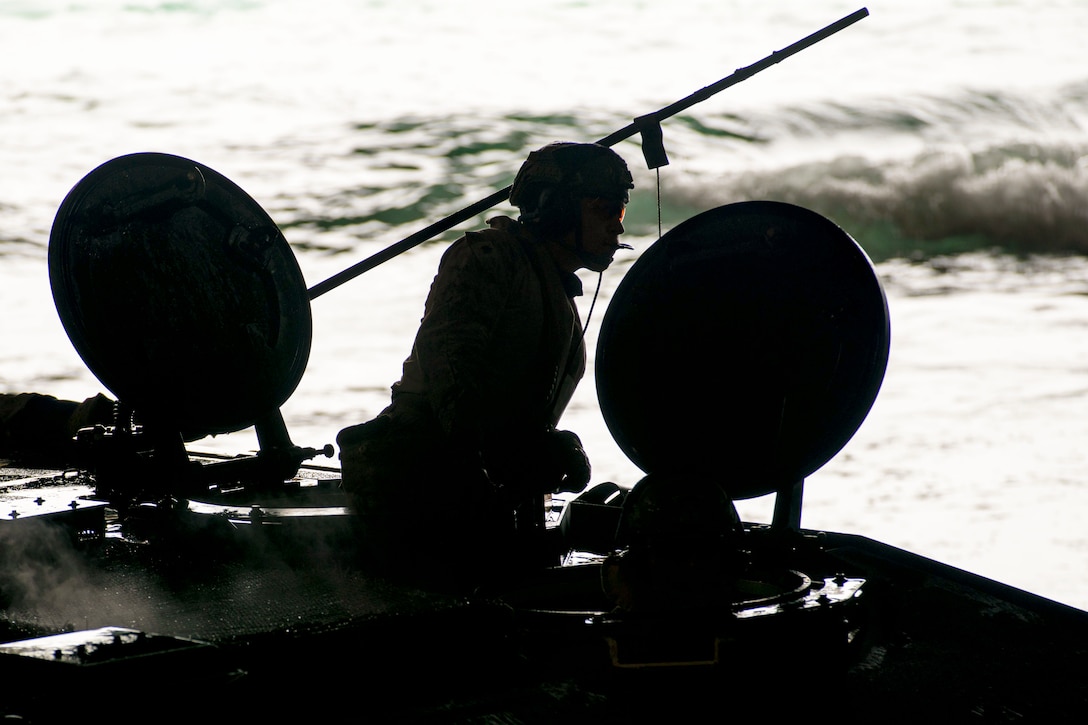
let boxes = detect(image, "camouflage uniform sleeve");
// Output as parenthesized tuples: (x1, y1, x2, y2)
(0, 392, 113, 463)
(411, 230, 526, 446)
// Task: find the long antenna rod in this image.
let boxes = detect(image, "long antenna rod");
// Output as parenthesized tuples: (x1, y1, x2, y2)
(307, 7, 869, 301)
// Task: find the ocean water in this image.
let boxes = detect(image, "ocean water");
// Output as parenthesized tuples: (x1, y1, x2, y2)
(2, 0, 1088, 610)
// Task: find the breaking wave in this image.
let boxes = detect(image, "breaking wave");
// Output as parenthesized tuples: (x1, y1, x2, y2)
(270, 84, 1088, 263)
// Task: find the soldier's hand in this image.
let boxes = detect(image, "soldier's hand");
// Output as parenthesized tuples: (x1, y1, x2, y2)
(543, 429, 591, 493)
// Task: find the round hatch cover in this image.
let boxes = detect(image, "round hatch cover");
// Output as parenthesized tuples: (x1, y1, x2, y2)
(596, 201, 889, 500)
(49, 152, 312, 436)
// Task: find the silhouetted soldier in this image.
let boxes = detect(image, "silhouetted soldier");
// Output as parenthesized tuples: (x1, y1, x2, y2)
(338, 142, 633, 581)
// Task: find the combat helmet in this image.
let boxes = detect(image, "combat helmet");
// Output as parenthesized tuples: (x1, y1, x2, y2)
(510, 142, 633, 231)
